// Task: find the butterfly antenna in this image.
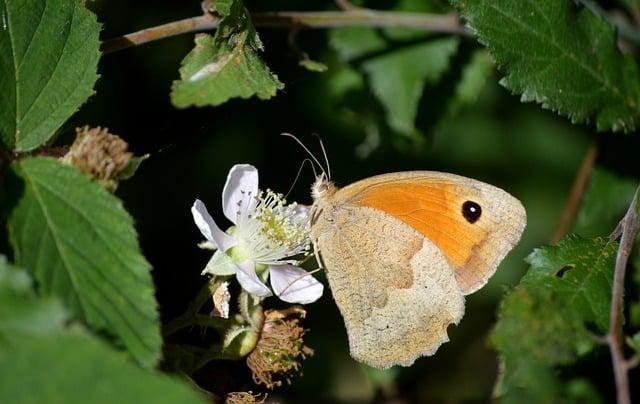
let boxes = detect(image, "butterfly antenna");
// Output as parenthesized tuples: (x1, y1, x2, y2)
(285, 158, 315, 199)
(312, 133, 331, 180)
(281, 133, 326, 178)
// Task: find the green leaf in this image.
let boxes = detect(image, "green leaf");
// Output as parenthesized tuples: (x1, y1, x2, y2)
(492, 235, 615, 402)
(171, 0, 283, 108)
(330, 27, 459, 139)
(0, 0, 101, 151)
(574, 168, 638, 236)
(7, 157, 161, 368)
(0, 256, 68, 339)
(452, 0, 640, 132)
(361, 37, 460, 138)
(451, 50, 494, 108)
(0, 330, 207, 403)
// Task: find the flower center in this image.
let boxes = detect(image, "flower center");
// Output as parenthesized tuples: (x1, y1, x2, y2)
(234, 189, 310, 265)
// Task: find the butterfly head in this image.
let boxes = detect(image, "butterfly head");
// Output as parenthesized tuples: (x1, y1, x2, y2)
(311, 172, 336, 201)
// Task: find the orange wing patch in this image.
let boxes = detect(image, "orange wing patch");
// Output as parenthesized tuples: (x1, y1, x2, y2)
(355, 182, 488, 277)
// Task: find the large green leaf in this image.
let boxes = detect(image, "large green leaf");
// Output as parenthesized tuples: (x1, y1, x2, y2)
(0, 0, 101, 151)
(7, 157, 161, 368)
(452, 0, 640, 133)
(171, 0, 283, 108)
(492, 235, 614, 402)
(0, 257, 205, 403)
(0, 331, 207, 404)
(0, 256, 68, 340)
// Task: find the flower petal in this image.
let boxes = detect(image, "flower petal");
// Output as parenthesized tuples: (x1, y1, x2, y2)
(222, 164, 259, 225)
(236, 260, 272, 297)
(270, 264, 323, 304)
(290, 204, 311, 225)
(191, 199, 235, 252)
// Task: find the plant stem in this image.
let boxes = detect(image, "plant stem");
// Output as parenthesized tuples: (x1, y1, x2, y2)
(606, 186, 639, 404)
(101, 10, 469, 54)
(163, 280, 228, 337)
(551, 142, 598, 243)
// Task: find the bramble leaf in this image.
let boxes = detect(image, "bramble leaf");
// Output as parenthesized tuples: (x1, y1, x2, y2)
(171, 0, 283, 108)
(7, 157, 161, 368)
(452, 0, 640, 132)
(0, 0, 101, 151)
(492, 235, 615, 402)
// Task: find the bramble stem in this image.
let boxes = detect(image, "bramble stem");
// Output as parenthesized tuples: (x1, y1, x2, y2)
(551, 142, 598, 243)
(606, 186, 639, 404)
(101, 10, 469, 54)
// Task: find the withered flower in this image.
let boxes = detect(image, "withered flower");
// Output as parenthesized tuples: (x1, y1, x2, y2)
(246, 307, 313, 389)
(63, 126, 133, 188)
(225, 391, 266, 404)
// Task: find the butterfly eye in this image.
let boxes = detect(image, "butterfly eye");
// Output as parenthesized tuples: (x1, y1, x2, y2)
(462, 201, 482, 223)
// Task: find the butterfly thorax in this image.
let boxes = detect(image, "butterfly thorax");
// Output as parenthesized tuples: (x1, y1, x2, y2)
(310, 175, 338, 233)
(311, 174, 336, 203)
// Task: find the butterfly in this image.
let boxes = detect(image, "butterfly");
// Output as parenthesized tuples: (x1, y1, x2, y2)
(285, 135, 527, 369)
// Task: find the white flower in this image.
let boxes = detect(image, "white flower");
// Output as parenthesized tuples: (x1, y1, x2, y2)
(191, 164, 323, 304)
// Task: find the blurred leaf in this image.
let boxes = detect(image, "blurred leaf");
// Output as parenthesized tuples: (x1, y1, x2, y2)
(299, 59, 328, 73)
(0, 256, 68, 339)
(574, 168, 638, 236)
(452, 0, 640, 132)
(8, 157, 161, 368)
(362, 37, 460, 138)
(330, 27, 459, 139)
(627, 332, 640, 353)
(450, 50, 494, 108)
(492, 235, 615, 402)
(0, 257, 204, 402)
(0, 0, 100, 151)
(171, 0, 283, 108)
(0, 330, 207, 403)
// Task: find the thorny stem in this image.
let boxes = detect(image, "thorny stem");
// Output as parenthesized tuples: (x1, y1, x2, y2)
(551, 142, 598, 243)
(100, 10, 469, 54)
(606, 186, 639, 404)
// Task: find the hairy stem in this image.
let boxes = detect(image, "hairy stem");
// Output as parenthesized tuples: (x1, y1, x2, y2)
(551, 142, 598, 243)
(101, 10, 469, 54)
(607, 186, 639, 404)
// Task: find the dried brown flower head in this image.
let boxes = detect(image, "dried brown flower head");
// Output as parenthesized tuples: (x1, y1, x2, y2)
(246, 307, 313, 389)
(64, 126, 132, 183)
(225, 391, 266, 404)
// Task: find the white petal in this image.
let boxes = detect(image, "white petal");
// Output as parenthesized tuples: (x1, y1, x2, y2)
(291, 204, 311, 224)
(236, 260, 272, 297)
(202, 250, 238, 276)
(222, 164, 259, 224)
(270, 264, 323, 304)
(191, 200, 235, 252)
